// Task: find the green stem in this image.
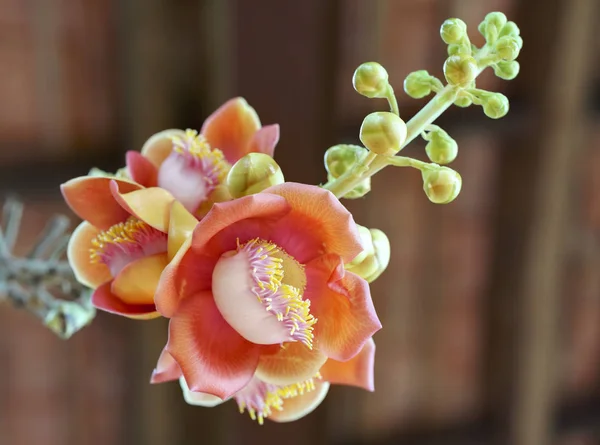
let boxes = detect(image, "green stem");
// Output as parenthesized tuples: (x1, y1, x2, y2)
(386, 84, 400, 116)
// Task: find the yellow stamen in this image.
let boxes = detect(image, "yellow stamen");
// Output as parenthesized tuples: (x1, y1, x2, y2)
(170, 129, 229, 183)
(89, 218, 149, 263)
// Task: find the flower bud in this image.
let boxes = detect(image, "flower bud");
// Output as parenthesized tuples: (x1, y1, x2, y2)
(495, 36, 521, 61)
(324, 144, 367, 178)
(425, 129, 458, 165)
(447, 43, 471, 57)
(443, 55, 478, 88)
(499, 21, 520, 38)
(493, 60, 520, 80)
(440, 18, 467, 44)
(353, 62, 389, 98)
(422, 167, 462, 204)
(479, 12, 507, 43)
(346, 226, 390, 283)
(482, 92, 509, 119)
(404, 70, 434, 99)
(454, 95, 473, 107)
(226, 153, 284, 198)
(485, 12, 507, 32)
(360, 112, 407, 156)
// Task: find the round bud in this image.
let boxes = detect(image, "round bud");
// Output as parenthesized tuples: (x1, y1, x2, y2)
(485, 12, 507, 31)
(440, 18, 467, 44)
(454, 95, 473, 107)
(324, 144, 367, 178)
(495, 36, 521, 61)
(422, 167, 462, 204)
(226, 153, 284, 198)
(359, 112, 408, 155)
(346, 226, 390, 282)
(499, 21, 520, 38)
(425, 130, 458, 165)
(482, 93, 509, 119)
(447, 43, 471, 57)
(404, 70, 433, 99)
(353, 62, 390, 98)
(443, 55, 478, 88)
(334, 175, 371, 199)
(493, 60, 520, 80)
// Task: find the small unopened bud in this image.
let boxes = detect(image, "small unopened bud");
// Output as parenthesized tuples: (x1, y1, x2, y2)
(324, 144, 367, 178)
(443, 55, 478, 88)
(493, 60, 520, 80)
(447, 43, 472, 57)
(499, 21, 520, 38)
(353, 62, 390, 98)
(479, 12, 508, 43)
(482, 93, 509, 119)
(454, 95, 473, 107)
(346, 226, 390, 282)
(495, 36, 521, 61)
(425, 129, 458, 165)
(422, 167, 462, 204)
(227, 153, 284, 198)
(440, 18, 467, 44)
(404, 70, 435, 99)
(360, 112, 407, 156)
(485, 12, 507, 31)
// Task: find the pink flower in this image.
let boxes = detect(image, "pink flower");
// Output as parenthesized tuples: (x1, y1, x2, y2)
(126, 98, 280, 215)
(154, 182, 382, 400)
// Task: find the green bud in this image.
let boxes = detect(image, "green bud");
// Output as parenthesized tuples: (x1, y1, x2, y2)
(479, 12, 507, 43)
(44, 298, 96, 339)
(329, 174, 371, 199)
(346, 226, 390, 282)
(485, 12, 507, 31)
(226, 153, 285, 198)
(499, 21, 520, 38)
(493, 60, 520, 80)
(454, 95, 473, 107)
(425, 129, 458, 165)
(360, 112, 407, 155)
(440, 18, 467, 44)
(404, 70, 435, 98)
(447, 42, 472, 57)
(482, 92, 509, 119)
(422, 167, 462, 204)
(443, 55, 478, 88)
(495, 36, 521, 61)
(353, 62, 390, 98)
(324, 144, 367, 178)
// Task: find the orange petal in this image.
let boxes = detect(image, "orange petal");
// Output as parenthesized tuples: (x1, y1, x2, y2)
(166, 291, 263, 400)
(61, 177, 142, 230)
(92, 281, 160, 320)
(126, 151, 158, 187)
(111, 253, 169, 305)
(305, 254, 381, 361)
(255, 342, 327, 387)
(151, 348, 182, 384)
(269, 381, 330, 423)
(67, 221, 111, 289)
(110, 181, 174, 232)
(246, 124, 279, 158)
(264, 183, 363, 263)
(320, 338, 376, 391)
(168, 200, 198, 261)
(201, 97, 261, 163)
(140, 129, 185, 168)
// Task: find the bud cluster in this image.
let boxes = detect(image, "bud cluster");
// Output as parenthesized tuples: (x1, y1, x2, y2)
(324, 144, 371, 198)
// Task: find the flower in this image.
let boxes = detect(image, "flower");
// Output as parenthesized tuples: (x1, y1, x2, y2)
(152, 338, 376, 424)
(61, 176, 197, 319)
(126, 98, 280, 215)
(154, 182, 382, 400)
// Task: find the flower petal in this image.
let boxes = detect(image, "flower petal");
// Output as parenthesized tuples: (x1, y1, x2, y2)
(246, 124, 280, 158)
(67, 221, 111, 288)
(263, 183, 363, 263)
(168, 200, 198, 261)
(126, 151, 158, 187)
(305, 254, 381, 361)
(92, 281, 160, 320)
(166, 291, 263, 400)
(61, 177, 142, 230)
(180, 377, 225, 407)
(269, 381, 330, 423)
(255, 342, 327, 386)
(110, 181, 174, 232)
(201, 97, 261, 163)
(150, 348, 182, 384)
(140, 129, 185, 168)
(111, 253, 169, 305)
(320, 338, 376, 391)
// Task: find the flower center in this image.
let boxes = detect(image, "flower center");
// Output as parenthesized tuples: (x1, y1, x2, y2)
(90, 218, 167, 276)
(212, 238, 316, 348)
(235, 374, 321, 425)
(157, 129, 231, 213)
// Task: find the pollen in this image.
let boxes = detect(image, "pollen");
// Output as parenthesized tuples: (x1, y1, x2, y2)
(170, 129, 229, 185)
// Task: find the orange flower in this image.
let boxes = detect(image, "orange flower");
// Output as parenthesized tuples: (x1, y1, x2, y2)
(155, 182, 381, 400)
(61, 177, 195, 319)
(126, 98, 279, 214)
(152, 338, 376, 424)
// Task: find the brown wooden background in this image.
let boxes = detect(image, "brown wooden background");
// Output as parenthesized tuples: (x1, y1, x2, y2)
(0, 1, 599, 444)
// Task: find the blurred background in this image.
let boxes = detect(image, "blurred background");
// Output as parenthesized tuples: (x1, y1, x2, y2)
(0, 0, 599, 444)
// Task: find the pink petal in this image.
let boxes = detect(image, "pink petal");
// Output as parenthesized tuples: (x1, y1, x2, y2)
(126, 151, 158, 187)
(200, 97, 261, 163)
(246, 124, 280, 158)
(61, 177, 142, 231)
(320, 338, 376, 391)
(151, 348, 182, 384)
(166, 291, 263, 400)
(92, 281, 160, 320)
(305, 254, 381, 361)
